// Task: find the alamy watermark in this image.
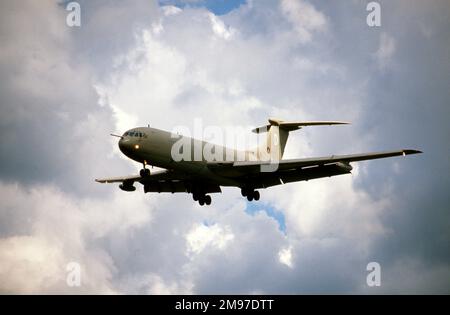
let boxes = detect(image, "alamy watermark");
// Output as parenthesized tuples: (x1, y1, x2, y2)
(66, 261, 81, 287)
(66, 2, 81, 27)
(366, 261, 381, 287)
(169, 119, 281, 172)
(366, 2, 381, 27)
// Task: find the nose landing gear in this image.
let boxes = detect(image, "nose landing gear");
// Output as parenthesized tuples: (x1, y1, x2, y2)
(139, 168, 150, 177)
(140, 161, 150, 177)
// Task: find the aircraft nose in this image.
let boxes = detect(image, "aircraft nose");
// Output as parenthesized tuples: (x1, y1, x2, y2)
(118, 137, 138, 154)
(118, 138, 129, 153)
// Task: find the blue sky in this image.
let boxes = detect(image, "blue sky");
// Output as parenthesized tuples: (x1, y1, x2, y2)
(245, 202, 287, 234)
(159, 0, 246, 15)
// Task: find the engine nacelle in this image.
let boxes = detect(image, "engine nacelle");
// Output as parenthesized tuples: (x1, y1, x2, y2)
(336, 162, 353, 172)
(119, 183, 136, 192)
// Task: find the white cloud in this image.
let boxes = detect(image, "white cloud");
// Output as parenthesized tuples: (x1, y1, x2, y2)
(162, 5, 183, 17)
(208, 13, 236, 40)
(0, 236, 65, 293)
(280, 0, 327, 42)
(0, 181, 151, 293)
(278, 246, 293, 268)
(186, 223, 234, 256)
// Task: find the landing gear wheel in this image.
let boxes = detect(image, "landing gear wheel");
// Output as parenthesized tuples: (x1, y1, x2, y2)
(140, 168, 150, 177)
(199, 198, 205, 206)
(241, 189, 247, 197)
(193, 194, 199, 201)
(244, 190, 260, 202)
(204, 195, 212, 205)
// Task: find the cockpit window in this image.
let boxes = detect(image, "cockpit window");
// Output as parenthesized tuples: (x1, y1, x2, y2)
(123, 131, 146, 137)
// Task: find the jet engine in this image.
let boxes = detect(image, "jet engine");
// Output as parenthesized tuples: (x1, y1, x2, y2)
(335, 162, 353, 172)
(119, 183, 136, 192)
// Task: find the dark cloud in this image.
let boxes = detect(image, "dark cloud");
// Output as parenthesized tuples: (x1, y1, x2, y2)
(0, 1, 158, 196)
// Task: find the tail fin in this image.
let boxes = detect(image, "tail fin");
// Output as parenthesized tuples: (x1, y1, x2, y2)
(253, 118, 349, 160)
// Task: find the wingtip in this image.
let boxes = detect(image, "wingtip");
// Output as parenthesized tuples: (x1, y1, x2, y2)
(332, 121, 351, 125)
(402, 149, 423, 155)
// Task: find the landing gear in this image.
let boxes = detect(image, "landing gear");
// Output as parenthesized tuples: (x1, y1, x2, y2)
(241, 188, 260, 202)
(140, 162, 150, 177)
(192, 192, 212, 206)
(140, 168, 150, 177)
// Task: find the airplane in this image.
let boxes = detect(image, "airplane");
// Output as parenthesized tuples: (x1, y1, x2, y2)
(95, 118, 422, 206)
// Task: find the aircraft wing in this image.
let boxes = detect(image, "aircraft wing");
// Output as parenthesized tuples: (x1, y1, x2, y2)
(232, 149, 422, 171)
(95, 169, 221, 194)
(95, 175, 141, 183)
(207, 149, 421, 188)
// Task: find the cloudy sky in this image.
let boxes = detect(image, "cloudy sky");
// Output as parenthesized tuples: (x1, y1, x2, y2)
(0, 0, 449, 294)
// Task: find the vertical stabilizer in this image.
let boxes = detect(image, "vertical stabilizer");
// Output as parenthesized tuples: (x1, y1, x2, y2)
(252, 118, 349, 161)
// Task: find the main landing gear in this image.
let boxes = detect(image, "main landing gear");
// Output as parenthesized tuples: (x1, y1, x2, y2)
(192, 193, 212, 206)
(241, 188, 260, 202)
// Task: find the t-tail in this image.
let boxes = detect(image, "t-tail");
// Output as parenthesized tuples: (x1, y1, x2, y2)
(252, 118, 350, 161)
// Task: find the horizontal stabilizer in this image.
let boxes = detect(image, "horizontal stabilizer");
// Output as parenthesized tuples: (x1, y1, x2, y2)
(252, 118, 350, 133)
